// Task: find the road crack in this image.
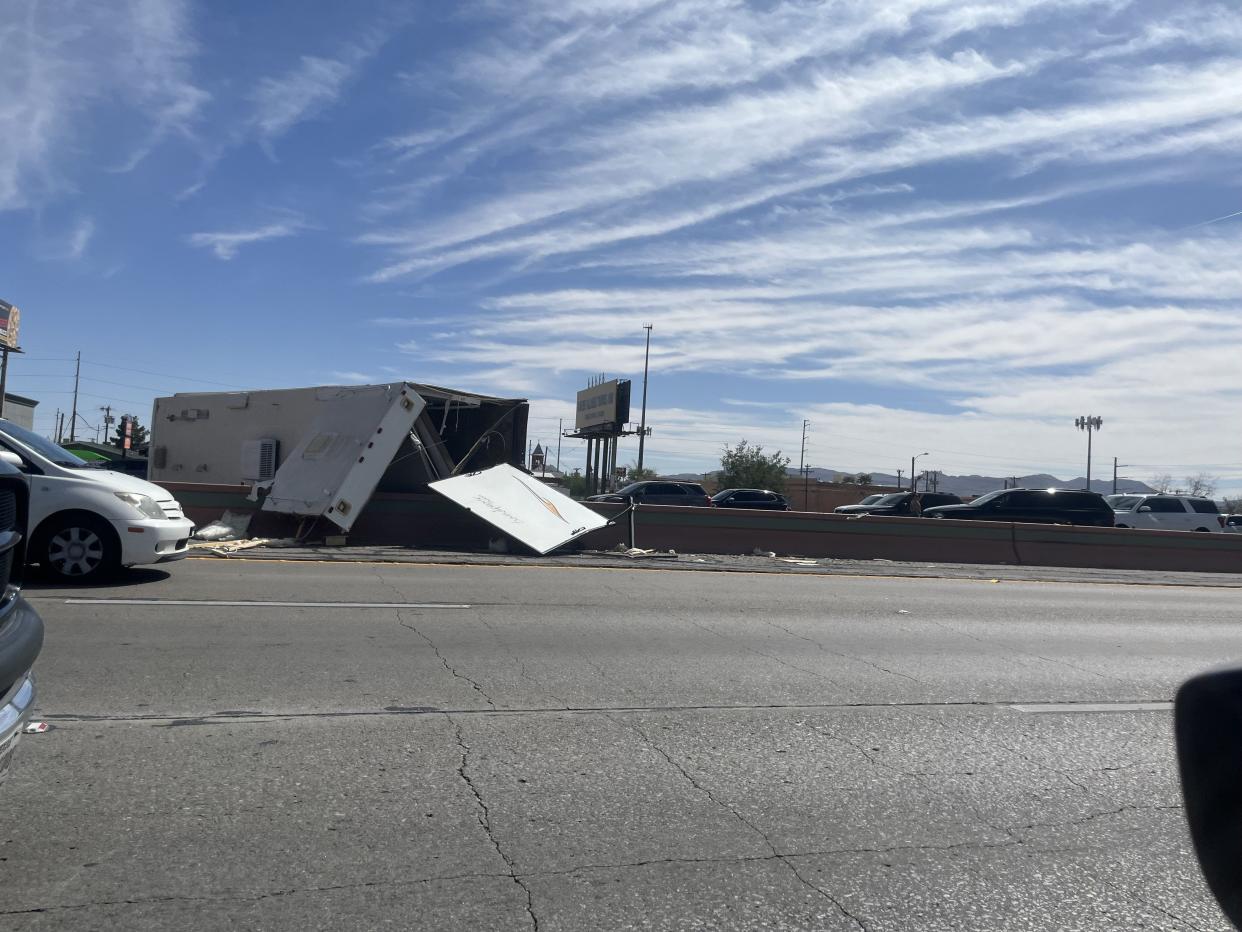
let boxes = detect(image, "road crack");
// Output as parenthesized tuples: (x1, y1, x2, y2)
(397, 610, 498, 709)
(611, 715, 869, 931)
(451, 715, 539, 931)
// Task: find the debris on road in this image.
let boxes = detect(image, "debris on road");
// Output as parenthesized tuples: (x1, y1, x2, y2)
(192, 510, 253, 542)
(430, 464, 608, 555)
(753, 547, 776, 557)
(23, 722, 48, 734)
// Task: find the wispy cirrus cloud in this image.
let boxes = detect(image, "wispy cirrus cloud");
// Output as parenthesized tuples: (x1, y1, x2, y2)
(186, 215, 307, 260)
(0, 0, 207, 209)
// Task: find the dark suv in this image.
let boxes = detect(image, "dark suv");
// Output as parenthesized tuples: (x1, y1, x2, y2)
(922, 488, 1114, 526)
(711, 489, 791, 510)
(587, 481, 713, 507)
(835, 491, 961, 516)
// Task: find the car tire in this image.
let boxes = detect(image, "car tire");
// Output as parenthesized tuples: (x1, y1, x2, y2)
(1194, 527, 1210, 532)
(1115, 524, 1130, 529)
(37, 514, 120, 583)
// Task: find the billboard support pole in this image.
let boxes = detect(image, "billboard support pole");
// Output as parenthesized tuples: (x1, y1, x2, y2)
(0, 345, 9, 419)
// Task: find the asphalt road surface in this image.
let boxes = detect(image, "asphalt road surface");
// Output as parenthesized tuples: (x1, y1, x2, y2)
(3, 559, 1238, 931)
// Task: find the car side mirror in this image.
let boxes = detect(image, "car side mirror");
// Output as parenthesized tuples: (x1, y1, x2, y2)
(1138, 505, 1153, 512)
(1175, 667, 1242, 927)
(0, 450, 24, 470)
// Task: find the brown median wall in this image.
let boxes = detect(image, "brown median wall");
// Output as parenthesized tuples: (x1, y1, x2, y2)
(159, 482, 1242, 574)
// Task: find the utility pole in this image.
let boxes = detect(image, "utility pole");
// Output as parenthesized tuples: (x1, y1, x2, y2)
(896, 468, 904, 490)
(556, 418, 562, 475)
(1075, 415, 1103, 489)
(100, 405, 114, 446)
(799, 419, 810, 511)
(69, 351, 81, 441)
(636, 324, 653, 473)
(910, 452, 928, 492)
(1112, 458, 1132, 495)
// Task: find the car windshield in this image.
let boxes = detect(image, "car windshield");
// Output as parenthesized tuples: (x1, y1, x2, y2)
(1107, 495, 1142, 511)
(0, 419, 91, 468)
(968, 490, 1006, 506)
(871, 493, 909, 506)
(857, 494, 884, 505)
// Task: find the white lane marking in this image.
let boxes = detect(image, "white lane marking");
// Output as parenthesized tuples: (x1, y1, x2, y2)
(61, 599, 471, 609)
(1008, 701, 1172, 714)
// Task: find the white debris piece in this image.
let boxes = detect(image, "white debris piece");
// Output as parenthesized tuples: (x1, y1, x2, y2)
(192, 510, 253, 542)
(430, 464, 608, 555)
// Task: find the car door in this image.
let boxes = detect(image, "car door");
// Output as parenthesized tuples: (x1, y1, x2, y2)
(653, 483, 688, 506)
(730, 491, 761, 509)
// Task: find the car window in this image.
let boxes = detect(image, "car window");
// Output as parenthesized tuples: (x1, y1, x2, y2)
(651, 483, 684, 495)
(1006, 491, 1045, 509)
(1055, 492, 1108, 509)
(1228, 516, 1242, 526)
(1108, 495, 1142, 510)
(687, 484, 708, 497)
(1145, 498, 1186, 513)
(1189, 499, 1219, 514)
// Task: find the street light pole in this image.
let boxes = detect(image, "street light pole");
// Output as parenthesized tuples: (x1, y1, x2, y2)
(799, 419, 810, 511)
(910, 452, 928, 491)
(1075, 415, 1103, 490)
(636, 324, 653, 474)
(1112, 458, 1132, 495)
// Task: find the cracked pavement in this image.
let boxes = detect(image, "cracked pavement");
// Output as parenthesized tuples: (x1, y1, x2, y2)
(3, 559, 1236, 930)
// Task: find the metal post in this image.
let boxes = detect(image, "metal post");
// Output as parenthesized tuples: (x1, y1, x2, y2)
(69, 351, 81, 441)
(799, 419, 809, 511)
(556, 419, 562, 475)
(1113, 457, 1118, 495)
(637, 324, 652, 473)
(910, 452, 928, 491)
(0, 346, 9, 419)
(896, 468, 903, 490)
(585, 438, 594, 495)
(608, 434, 618, 492)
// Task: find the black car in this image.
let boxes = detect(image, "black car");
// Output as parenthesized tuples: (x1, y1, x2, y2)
(922, 488, 1114, 526)
(711, 489, 791, 511)
(834, 491, 961, 516)
(586, 480, 713, 507)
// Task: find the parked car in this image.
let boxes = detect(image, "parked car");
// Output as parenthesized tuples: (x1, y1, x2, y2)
(0, 458, 45, 787)
(1106, 493, 1224, 532)
(834, 491, 962, 516)
(586, 480, 712, 507)
(922, 488, 1115, 525)
(1221, 514, 1242, 533)
(711, 489, 791, 510)
(0, 420, 194, 582)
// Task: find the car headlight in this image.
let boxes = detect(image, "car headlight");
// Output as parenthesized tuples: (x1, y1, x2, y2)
(114, 492, 166, 520)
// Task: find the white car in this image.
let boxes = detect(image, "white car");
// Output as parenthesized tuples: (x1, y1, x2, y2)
(1106, 493, 1225, 532)
(0, 420, 194, 581)
(1222, 514, 1242, 533)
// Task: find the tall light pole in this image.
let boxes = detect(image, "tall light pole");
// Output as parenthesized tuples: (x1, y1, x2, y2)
(1075, 415, 1103, 490)
(910, 452, 928, 491)
(636, 324, 653, 474)
(799, 419, 810, 511)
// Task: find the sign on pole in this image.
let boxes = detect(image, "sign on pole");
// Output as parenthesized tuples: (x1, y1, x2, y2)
(0, 300, 20, 349)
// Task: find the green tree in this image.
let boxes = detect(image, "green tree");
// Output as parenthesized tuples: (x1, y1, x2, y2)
(719, 440, 790, 492)
(567, 470, 588, 498)
(113, 415, 149, 450)
(626, 464, 657, 481)
(856, 473, 873, 486)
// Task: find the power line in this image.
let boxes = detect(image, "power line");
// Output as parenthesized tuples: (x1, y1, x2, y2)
(82, 360, 250, 390)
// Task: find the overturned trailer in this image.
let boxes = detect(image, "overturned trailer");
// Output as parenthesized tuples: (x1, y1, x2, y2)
(149, 382, 530, 544)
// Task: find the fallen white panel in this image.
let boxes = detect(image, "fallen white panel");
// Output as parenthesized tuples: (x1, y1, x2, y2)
(429, 463, 609, 555)
(262, 383, 426, 531)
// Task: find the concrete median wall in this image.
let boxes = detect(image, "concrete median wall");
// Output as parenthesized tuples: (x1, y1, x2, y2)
(160, 482, 1242, 574)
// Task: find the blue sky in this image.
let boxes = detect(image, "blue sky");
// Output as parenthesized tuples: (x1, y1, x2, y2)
(5, 0, 1242, 490)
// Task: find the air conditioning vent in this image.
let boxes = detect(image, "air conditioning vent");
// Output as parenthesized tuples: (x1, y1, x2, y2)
(241, 439, 278, 482)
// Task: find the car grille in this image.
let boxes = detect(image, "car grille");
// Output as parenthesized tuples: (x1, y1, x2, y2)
(0, 490, 15, 534)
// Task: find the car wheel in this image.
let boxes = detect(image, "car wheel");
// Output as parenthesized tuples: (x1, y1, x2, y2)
(1194, 527, 1211, 532)
(1115, 524, 1130, 529)
(39, 514, 120, 583)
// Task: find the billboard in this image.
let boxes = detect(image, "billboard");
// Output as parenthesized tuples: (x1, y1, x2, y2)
(0, 300, 19, 349)
(575, 378, 631, 431)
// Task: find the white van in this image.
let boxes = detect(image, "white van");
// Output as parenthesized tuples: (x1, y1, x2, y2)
(0, 420, 194, 581)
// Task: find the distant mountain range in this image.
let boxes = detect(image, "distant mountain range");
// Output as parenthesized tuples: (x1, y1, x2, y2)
(666, 467, 1154, 496)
